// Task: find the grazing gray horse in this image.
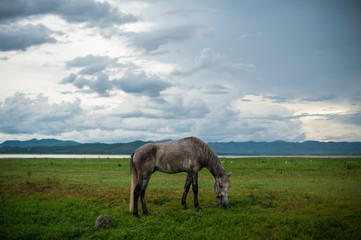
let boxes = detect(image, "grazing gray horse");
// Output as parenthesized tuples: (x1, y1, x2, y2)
(129, 137, 231, 217)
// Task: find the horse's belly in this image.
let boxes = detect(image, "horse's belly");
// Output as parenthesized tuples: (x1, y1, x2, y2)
(155, 157, 192, 173)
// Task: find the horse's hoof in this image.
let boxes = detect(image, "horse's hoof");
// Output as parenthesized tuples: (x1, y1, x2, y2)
(183, 205, 189, 210)
(144, 211, 151, 216)
(196, 207, 202, 212)
(133, 213, 140, 218)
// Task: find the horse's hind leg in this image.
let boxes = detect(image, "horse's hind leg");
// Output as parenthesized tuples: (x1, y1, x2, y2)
(133, 177, 152, 217)
(140, 179, 151, 216)
(133, 177, 151, 217)
(181, 173, 192, 210)
(133, 181, 142, 218)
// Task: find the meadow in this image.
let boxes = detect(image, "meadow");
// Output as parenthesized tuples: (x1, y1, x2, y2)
(0, 157, 360, 239)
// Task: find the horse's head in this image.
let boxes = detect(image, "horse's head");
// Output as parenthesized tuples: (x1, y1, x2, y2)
(214, 172, 231, 207)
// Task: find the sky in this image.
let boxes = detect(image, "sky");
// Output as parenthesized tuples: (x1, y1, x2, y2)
(0, 0, 361, 143)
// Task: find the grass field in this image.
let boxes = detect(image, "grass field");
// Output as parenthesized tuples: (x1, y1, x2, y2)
(0, 157, 360, 239)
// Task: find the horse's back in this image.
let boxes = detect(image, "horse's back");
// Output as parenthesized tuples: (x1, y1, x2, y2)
(132, 137, 206, 173)
(155, 137, 204, 173)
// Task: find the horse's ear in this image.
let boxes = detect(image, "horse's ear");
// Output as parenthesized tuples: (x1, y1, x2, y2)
(227, 172, 232, 177)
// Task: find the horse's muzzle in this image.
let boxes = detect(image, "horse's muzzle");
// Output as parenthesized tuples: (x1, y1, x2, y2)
(220, 197, 229, 208)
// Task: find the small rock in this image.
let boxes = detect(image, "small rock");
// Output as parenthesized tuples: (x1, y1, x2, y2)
(94, 215, 111, 230)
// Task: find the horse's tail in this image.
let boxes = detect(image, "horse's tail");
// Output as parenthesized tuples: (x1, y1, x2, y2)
(129, 152, 137, 212)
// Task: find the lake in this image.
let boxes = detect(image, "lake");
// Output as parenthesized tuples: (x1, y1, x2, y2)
(0, 154, 360, 159)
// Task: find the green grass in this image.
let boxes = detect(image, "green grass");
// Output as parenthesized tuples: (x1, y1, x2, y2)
(0, 157, 360, 239)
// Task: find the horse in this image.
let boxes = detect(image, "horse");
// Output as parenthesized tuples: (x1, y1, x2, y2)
(129, 136, 231, 217)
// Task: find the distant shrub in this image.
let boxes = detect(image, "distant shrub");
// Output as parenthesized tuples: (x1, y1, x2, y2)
(344, 162, 360, 170)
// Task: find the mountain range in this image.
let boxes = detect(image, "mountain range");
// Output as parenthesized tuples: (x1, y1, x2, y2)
(0, 138, 360, 155)
(0, 138, 80, 148)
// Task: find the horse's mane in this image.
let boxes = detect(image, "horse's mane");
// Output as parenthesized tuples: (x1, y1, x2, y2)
(193, 137, 225, 177)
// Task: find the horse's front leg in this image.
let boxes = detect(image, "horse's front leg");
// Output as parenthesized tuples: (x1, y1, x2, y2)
(191, 171, 202, 212)
(181, 172, 192, 210)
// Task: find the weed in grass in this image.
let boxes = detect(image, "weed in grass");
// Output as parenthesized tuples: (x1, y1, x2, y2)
(345, 161, 360, 170)
(153, 196, 173, 205)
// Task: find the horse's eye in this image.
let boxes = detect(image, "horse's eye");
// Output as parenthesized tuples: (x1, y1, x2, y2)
(219, 184, 223, 189)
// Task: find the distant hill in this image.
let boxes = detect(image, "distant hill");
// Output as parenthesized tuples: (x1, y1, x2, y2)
(0, 139, 360, 155)
(208, 141, 361, 155)
(0, 140, 147, 155)
(0, 138, 80, 148)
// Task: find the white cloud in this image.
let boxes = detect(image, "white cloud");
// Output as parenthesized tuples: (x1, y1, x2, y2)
(0, 93, 84, 134)
(231, 94, 293, 118)
(231, 94, 361, 142)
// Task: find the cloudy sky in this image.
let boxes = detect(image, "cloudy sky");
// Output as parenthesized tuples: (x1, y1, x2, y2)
(0, 0, 360, 143)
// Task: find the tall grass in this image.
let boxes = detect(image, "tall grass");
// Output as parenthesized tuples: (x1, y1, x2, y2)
(0, 157, 360, 239)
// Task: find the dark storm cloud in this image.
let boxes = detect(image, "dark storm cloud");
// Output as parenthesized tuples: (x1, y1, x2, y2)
(163, 8, 207, 17)
(78, 64, 107, 75)
(0, 0, 137, 27)
(263, 95, 293, 104)
(340, 112, 361, 126)
(66, 54, 121, 75)
(61, 55, 118, 96)
(128, 25, 204, 52)
(61, 55, 172, 97)
(203, 84, 229, 95)
(172, 48, 220, 76)
(61, 73, 77, 84)
(0, 0, 53, 21)
(301, 94, 337, 102)
(118, 96, 210, 120)
(0, 0, 137, 51)
(66, 54, 114, 68)
(158, 97, 210, 119)
(0, 23, 56, 51)
(53, 1, 137, 28)
(172, 48, 251, 77)
(319, 112, 361, 127)
(61, 72, 113, 97)
(115, 71, 172, 97)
